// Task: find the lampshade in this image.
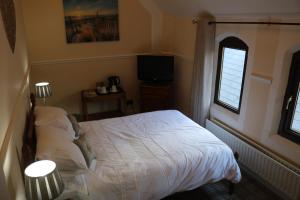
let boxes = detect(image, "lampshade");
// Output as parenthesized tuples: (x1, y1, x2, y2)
(25, 160, 64, 200)
(35, 82, 52, 98)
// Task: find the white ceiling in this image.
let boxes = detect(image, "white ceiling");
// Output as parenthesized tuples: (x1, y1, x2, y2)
(151, 0, 300, 16)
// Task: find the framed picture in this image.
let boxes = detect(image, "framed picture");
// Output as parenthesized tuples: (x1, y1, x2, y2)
(0, 0, 16, 52)
(63, 0, 119, 43)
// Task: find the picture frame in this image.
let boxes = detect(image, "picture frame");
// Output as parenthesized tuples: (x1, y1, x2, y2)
(63, 0, 119, 43)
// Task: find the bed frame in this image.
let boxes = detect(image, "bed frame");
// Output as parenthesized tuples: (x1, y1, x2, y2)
(21, 93, 239, 196)
(21, 93, 36, 171)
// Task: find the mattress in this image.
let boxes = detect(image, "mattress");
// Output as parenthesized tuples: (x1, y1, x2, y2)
(80, 110, 241, 200)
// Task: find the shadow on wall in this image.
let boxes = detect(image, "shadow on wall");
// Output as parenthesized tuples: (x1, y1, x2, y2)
(173, 55, 194, 116)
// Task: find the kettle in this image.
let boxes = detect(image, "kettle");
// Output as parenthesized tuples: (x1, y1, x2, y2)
(108, 76, 120, 88)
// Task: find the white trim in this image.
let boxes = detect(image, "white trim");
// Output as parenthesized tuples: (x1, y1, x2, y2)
(30, 52, 195, 66)
(30, 53, 152, 66)
(250, 73, 273, 84)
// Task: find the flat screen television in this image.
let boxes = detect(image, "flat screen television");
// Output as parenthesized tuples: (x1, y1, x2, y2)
(137, 55, 174, 82)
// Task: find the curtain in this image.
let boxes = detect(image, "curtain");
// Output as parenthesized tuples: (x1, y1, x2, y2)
(190, 15, 216, 126)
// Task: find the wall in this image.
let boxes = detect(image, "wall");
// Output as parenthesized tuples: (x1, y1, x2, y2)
(161, 13, 197, 115)
(22, 0, 152, 113)
(138, 0, 163, 52)
(210, 15, 300, 166)
(23, 0, 300, 168)
(31, 56, 139, 114)
(152, 0, 300, 17)
(23, 0, 152, 61)
(0, 0, 30, 199)
(160, 12, 300, 167)
(23, 0, 197, 116)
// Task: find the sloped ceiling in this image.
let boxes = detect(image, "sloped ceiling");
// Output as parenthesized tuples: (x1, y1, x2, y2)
(152, 0, 300, 16)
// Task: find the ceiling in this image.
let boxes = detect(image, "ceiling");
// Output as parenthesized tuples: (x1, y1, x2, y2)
(151, 0, 300, 16)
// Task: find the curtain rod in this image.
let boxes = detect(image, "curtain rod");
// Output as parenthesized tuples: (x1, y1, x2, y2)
(192, 18, 300, 26)
(207, 21, 300, 26)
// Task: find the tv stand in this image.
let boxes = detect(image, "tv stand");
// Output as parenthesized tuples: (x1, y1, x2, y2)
(140, 82, 173, 112)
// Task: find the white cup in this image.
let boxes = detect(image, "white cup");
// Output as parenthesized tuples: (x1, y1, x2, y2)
(100, 86, 107, 94)
(96, 86, 101, 94)
(111, 85, 117, 93)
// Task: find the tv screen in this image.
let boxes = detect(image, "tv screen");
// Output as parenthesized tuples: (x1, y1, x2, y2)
(137, 55, 174, 82)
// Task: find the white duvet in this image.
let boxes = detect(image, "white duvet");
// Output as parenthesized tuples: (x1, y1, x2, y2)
(80, 110, 241, 200)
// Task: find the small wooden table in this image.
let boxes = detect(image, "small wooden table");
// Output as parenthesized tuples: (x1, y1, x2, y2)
(81, 89, 126, 121)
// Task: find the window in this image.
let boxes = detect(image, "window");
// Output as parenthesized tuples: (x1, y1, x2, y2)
(278, 50, 300, 144)
(214, 37, 248, 114)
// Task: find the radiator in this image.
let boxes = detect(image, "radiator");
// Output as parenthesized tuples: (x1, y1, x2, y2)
(206, 119, 300, 200)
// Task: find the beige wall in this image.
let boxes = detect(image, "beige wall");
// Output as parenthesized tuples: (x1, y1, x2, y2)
(23, 0, 152, 61)
(161, 13, 300, 166)
(24, 0, 196, 116)
(31, 56, 139, 114)
(2, 82, 30, 200)
(0, 0, 30, 199)
(161, 14, 196, 116)
(23, 0, 153, 113)
(210, 16, 300, 166)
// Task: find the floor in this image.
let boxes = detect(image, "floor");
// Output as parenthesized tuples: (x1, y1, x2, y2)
(163, 169, 283, 200)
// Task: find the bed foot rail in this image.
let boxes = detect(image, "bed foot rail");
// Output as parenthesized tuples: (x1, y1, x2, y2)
(228, 152, 239, 195)
(234, 152, 239, 160)
(229, 182, 235, 195)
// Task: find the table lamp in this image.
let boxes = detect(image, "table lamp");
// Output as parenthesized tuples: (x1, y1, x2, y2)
(24, 160, 64, 200)
(35, 82, 52, 104)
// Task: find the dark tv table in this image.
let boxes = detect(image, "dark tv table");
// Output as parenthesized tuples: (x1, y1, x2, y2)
(140, 82, 174, 112)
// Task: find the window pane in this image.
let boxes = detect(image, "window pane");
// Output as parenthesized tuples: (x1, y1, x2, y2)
(290, 84, 300, 135)
(278, 50, 300, 143)
(218, 47, 246, 109)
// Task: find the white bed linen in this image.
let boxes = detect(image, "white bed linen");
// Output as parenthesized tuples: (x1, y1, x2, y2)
(79, 110, 241, 200)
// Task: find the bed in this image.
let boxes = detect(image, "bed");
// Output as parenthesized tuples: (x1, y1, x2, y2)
(22, 94, 241, 200)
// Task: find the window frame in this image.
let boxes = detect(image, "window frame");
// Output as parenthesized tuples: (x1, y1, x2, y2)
(278, 50, 300, 144)
(214, 36, 249, 114)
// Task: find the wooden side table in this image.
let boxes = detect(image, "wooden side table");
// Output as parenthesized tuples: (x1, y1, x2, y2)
(81, 89, 126, 121)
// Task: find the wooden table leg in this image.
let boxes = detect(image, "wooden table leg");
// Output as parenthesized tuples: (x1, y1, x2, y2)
(229, 152, 240, 195)
(121, 96, 126, 115)
(81, 93, 88, 121)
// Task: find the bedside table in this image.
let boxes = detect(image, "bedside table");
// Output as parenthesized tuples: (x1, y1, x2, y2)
(81, 89, 126, 121)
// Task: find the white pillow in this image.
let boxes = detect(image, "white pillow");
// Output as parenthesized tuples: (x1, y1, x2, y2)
(36, 115, 76, 139)
(36, 127, 88, 175)
(35, 106, 67, 118)
(35, 106, 76, 139)
(36, 126, 73, 142)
